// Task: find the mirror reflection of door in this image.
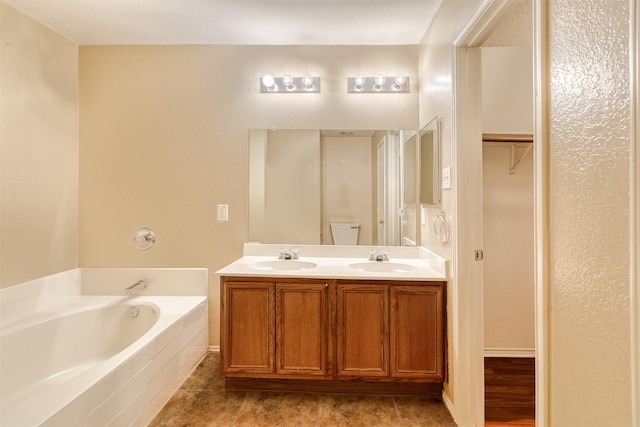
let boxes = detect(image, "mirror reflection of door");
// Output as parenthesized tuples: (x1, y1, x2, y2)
(376, 140, 387, 245)
(401, 133, 417, 246)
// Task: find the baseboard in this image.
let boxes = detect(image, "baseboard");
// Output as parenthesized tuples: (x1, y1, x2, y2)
(484, 347, 535, 358)
(208, 345, 220, 352)
(442, 390, 455, 421)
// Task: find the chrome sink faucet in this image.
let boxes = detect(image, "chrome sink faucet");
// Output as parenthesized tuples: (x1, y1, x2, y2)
(369, 250, 389, 262)
(125, 280, 147, 294)
(278, 248, 299, 260)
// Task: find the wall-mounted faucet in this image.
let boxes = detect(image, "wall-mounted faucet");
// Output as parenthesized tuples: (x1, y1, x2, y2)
(369, 250, 389, 262)
(279, 248, 299, 260)
(125, 280, 147, 294)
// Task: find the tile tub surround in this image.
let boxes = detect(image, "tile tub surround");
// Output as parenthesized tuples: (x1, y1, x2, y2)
(151, 352, 457, 427)
(0, 268, 208, 426)
(217, 243, 448, 280)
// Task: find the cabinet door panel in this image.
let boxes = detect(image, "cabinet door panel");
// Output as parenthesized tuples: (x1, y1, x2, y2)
(336, 284, 389, 377)
(223, 282, 275, 373)
(390, 285, 444, 380)
(276, 283, 328, 376)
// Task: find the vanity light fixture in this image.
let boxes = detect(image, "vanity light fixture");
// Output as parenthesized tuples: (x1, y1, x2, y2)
(260, 74, 321, 93)
(347, 73, 410, 93)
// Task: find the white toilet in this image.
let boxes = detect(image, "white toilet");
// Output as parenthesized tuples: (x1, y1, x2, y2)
(330, 222, 360, 245)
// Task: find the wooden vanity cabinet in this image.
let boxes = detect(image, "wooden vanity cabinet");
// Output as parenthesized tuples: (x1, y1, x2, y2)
(221, 281, 275, 375)
(336, 283, 389, 378)
(276, 282, 329, 377)
(390, 284, 445, 380)
(335, 281, 445, 382)
(221, 278, 330, 378)
(221, 276, 445, 388)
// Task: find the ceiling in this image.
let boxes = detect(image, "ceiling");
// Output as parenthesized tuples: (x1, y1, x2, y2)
(4, 0, 444, 46)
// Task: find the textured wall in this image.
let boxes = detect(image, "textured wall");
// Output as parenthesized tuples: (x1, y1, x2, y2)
(548, 0, 632, 424)
(0, 4, 79, 287)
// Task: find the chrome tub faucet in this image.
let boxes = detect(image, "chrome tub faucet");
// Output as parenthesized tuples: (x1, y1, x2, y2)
(125, 280, 147, 294)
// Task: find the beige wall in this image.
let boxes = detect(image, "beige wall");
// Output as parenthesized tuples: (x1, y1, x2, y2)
(264, 130, 321, 244)
(481, 47, 535, 352)
(481, 47, 533, 134)
(323, 136, 373, 245)
(548, 0, 633, 424)
(482, 146, 534, 351)
(0, 3, 79, 288)
(418, 0, 483, 405)
(78, 45, 419, 346)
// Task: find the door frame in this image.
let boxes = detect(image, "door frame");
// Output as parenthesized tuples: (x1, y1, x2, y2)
(451, 0, 548, 425)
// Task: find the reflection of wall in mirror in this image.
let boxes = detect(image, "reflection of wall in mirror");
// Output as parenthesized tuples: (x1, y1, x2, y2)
(264, 130, 321, 244)
(322, 136, 372, 245)
(420, 130, 434, 203)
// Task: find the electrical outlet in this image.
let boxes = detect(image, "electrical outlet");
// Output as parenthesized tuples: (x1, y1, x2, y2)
(217, 204, 229, 221)
(442, 167, 451, 189)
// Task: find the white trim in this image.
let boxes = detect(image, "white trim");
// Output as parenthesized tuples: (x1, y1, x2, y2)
(484, 348, 535, 358)
(533, 0, 550, 425)
(208, 345, 220, 352)
(453, 0, 513, 47)
(451, 42, 484, 427)
(442, 390, 455, 420)
(452, 2, 517, 426)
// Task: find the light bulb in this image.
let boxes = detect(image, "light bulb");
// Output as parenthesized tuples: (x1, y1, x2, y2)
(373, 74, 386, 90)
(302, 75, 314, 91)
(282, 74, 295, 90)
(393, 74, 406, 90)
(353, 75, 366, 91)
(262, 74, 277, 91)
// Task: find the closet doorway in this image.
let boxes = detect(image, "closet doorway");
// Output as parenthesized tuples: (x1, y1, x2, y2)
(479, 6, 535, 426)
(452, 1, 537, 425)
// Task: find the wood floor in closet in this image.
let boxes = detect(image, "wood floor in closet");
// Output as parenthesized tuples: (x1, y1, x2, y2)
(485, 357, 536, 427)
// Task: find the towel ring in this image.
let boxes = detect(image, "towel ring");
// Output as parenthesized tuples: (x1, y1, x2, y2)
(433, 213, 450, 243)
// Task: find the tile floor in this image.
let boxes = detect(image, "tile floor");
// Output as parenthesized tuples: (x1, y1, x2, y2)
(150, 352, 457, 426)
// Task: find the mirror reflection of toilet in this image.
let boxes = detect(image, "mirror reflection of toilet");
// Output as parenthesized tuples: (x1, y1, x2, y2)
(330, 222, 359, 245)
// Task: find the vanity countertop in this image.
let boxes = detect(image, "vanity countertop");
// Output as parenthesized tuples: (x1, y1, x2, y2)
(216, 244, 448, 281)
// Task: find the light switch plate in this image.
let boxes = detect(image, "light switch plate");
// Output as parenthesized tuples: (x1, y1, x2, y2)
(217, 204, 229, 221)
(442, 167, 451, 190)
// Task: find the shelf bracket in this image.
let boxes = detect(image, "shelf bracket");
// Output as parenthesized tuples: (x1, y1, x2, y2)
(508, 143, 532, 174)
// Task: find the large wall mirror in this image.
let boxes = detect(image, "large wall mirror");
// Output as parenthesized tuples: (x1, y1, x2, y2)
(419, 116, 441, 205)
(248, 129, 418, 246)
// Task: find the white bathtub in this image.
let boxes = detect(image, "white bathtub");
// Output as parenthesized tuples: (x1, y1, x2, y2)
(0, 269, 208, 427)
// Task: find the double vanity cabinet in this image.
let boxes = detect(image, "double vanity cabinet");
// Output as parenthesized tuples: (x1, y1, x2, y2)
(217, 245, 448, 395)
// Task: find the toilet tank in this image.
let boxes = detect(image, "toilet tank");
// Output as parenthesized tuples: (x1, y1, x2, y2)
(330, 223, 360, 245)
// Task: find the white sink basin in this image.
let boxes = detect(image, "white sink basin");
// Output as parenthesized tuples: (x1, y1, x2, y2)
(251, 260, 318, 271)
(348, 261, 418, 273)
